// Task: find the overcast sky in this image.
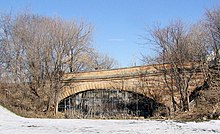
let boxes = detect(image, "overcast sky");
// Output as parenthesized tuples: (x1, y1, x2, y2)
(1, 0, 220, 67)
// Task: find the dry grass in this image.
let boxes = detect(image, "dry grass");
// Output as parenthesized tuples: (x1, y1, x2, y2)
(0, 83, 54, 118)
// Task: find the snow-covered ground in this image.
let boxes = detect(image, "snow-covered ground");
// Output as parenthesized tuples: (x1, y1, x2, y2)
(0, 105, 220, 134)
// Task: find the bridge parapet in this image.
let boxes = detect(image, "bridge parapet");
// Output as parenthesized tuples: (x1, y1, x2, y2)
(62, 64, 162, 82)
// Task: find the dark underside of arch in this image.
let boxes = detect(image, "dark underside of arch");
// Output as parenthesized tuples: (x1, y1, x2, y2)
(58, 89, 167, 119)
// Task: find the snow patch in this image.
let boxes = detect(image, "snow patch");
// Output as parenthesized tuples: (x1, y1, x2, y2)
(0, 105, 220, 134)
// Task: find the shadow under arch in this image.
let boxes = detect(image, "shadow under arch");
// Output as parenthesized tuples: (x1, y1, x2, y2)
(58, 89, 167, 118)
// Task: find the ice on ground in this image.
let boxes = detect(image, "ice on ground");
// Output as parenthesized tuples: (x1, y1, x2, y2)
(0, 105, 220, 134)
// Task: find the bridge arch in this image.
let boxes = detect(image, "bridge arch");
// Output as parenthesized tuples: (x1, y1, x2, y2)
(58, 87, 167, 118)
(58, 81, 144, 103)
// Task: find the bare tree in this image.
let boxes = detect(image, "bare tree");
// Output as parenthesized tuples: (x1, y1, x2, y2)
(203, 7, 220, 113)
(83, 50, 118, 71)
(205, 7, 220, 62)
(90, 51, 118, 70)
(0, 12, 93, 114)
(0, 13, 17, 83)
(143, 20, 206, 113)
